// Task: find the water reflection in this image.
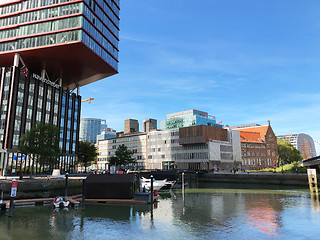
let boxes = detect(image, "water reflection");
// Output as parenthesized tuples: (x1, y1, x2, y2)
(0, 187, 319, 239)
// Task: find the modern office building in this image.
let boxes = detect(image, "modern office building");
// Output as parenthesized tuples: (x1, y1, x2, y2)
(147, 125, 241, 171)
(0, 69, 81, 175)
(231, 122, 278, 170)
(0, 0, 120, 175)
(79, 118, 107, 144)
(143, 118, 157, 133)
(0, 0, 119, 88)
(124, 119, 139, 134)
(160, 109, 222, 130)
(97, 132, 147, 171)
(277, 133, 316, 159)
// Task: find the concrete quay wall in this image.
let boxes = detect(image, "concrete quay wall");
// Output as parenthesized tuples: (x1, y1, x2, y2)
(0, 178, 83, 200)
(199, 173, 309, 186)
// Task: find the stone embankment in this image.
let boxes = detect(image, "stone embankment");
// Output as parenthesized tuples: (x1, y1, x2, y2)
(199, 172, 309, 186)
(0, 177, 83, 200)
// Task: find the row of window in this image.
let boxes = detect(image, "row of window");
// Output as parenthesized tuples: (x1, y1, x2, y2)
(0, 29, 81, 53)
(172, 152, 209, 160)
(220, 145, 233, 152)
(241, 143, 266, 148)
(82, 31, 118, 70)
(220, 152, 233, 160)
(243, 158, 273, 166)
(0, 0, 75, 16)
(84, 0, 119, 28)
(0, 16, 81, 40)
(83, 4, 118, 40)
(0, 3, 81, 28)
(97, 0, 120, 18)
(83, 18, 118, 59)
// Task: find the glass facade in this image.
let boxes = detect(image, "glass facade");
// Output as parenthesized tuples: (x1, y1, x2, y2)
(0, 66, 81, 175)
(80, 118, 107, 144)
(0, 0, 120, 70)
(160, 110, 222, 130)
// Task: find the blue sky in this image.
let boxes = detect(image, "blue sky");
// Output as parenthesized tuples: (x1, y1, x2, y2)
(81, 0, 320, 154)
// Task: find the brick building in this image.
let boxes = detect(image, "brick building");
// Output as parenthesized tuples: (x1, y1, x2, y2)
(230, 121, 278, 170)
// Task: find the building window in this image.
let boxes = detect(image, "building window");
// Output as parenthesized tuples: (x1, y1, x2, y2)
(36, 111, 41, 122)
(28, 95, 33, 106)
(37, 99, 42, 109)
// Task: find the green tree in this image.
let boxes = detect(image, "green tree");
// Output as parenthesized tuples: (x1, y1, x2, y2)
(277, 138, 303, 165)
(109, 144, 135, 169)
(18, 123, 60, 172)
(78, 141, 98, 172)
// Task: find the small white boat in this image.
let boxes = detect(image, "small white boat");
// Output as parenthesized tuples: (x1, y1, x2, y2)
(140, 177, 167, 192)
(52, 196, 70, 208)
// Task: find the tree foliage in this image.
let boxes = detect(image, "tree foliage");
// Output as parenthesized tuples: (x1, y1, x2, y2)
(277, 138, 303, 164)
(109, 144, 135, 167)
(78, 141, 98, 172)
(18, 123, 60, 165)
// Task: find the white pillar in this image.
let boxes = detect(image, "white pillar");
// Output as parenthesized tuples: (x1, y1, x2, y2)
(13, 53, 20, 67)
(77, 85, 80, 95)
(41, 69, 46, 78)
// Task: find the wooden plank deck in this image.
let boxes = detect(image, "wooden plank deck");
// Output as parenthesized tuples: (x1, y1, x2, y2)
(73, 197, 149, 205)
(3, 195, 150, 208)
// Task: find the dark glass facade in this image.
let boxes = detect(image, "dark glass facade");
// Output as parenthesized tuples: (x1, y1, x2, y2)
(0, 0, 120, 175)
(0, 66, 81, 175)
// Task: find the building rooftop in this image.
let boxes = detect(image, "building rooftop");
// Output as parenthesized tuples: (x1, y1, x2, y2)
(238, 131, 264, 143)
(167, 109, 209, 119)
(233, 125, 269, 142)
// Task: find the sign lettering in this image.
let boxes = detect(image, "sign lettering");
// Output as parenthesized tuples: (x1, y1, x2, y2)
(32, 73, 60, 89)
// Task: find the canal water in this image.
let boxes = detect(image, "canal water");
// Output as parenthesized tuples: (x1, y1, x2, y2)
(0, 183, 320, 240)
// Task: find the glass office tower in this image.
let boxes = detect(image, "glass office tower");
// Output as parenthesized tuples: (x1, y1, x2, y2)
(160, 109, 222, 130)
(0, 0, 120, 175)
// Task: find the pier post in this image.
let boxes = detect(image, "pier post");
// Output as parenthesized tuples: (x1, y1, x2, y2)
(182, 172, 185, 193)
(182, 172, 185, 203)
(308, 169, 318, 194)
(8, 179, 17, 217)
(65, 173, 69, 197)
(8, 197, 14, 217)
(150, 175, 154, 203)
(196, 172, 199, 188)
(82, 177, 86, 211)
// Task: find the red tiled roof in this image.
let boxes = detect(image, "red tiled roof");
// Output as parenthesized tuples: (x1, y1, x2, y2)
(238, 131, 264, 143)
(234, 125, 268, 143)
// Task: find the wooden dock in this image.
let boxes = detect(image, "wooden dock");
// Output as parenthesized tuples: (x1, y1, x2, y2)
(3, 197, 54, 208)
(2, 194, 150, 208)
(73, 197, 149, 205)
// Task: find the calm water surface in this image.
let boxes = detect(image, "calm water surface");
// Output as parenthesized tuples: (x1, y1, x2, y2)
(1, 184, 320, 240)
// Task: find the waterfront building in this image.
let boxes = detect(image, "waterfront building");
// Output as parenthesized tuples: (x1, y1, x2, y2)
(96, 128, 116, 142)
(160, 109, 222, 130)
(147, 125, 241, 171)
(79, 118, 107, 144)
(124, 119, 139, 134)
(143, 118, 157, 133)
(0, 0, 120, 175)
(276, 133, 316, 159)
(230, 121, 278, 170)
(0, 69, 80, 175)
(97, 132, 147, 171)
